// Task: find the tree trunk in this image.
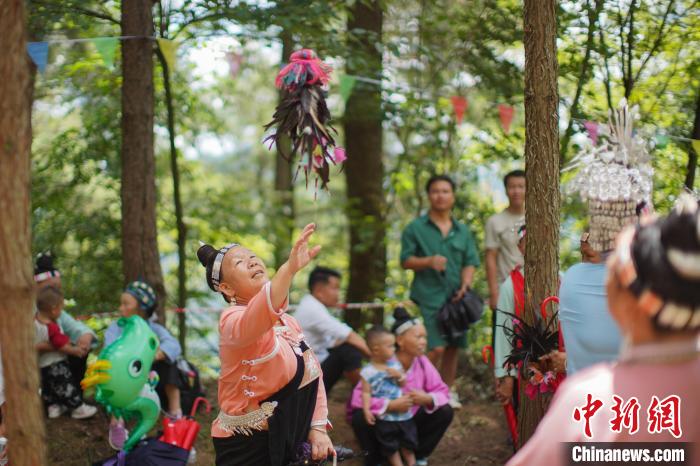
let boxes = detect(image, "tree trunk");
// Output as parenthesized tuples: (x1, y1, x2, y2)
(685, 89, 700, 191)
(121, 0, 166, 320)
(344, 0, 386, 329)
(273, 31, 295, 269)
(0, 1, 48, 464)
(560, 0, 603, 165)
(156, 47, 187, 353)
(521, 0, 560, 447)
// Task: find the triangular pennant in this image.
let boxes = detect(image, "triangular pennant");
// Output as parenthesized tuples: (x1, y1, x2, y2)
(339, 75, 356, 103)
(224, 51, 243, 77)
(27, 42, 49, 73)
(692, 139, 700, 156)
(450, 96, 468, 125)
(583, 120, 599, 146)
(157, 38, 179, 71)
(498, 104, 515, 134)
(93, 37, 119, 69)
(654, 134, 669, 149)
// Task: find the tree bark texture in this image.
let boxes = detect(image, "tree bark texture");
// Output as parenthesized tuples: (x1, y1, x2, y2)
(685, 89, 700, 190)
(273, 31, 296, 269)
(121, 0, 166, 320)
(0, 1, 48, 464)
(344, 0, 386, 329)
(521, 0, 561, 447)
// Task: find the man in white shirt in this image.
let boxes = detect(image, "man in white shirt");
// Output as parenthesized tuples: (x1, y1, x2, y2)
(485, 169, 526, 310)
(294, 266, 370, 393)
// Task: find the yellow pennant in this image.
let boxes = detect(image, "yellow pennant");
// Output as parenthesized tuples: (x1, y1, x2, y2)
(157, 38, 179, 71)
(692, 139, 700, 156)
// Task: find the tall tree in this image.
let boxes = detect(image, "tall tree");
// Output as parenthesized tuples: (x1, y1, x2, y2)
(121, 0, 166, 319)
(344, 0, 386, 327)
(521, 0, 561, 446)
(0, 1, 48, 464)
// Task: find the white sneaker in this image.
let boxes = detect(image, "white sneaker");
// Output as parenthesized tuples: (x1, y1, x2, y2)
(48, 404, 67, 419)
(416, 459, 429, 466)
(188, 447, 197, 464)
(448, 389, 462, 409)
(70, 403, 98, 419)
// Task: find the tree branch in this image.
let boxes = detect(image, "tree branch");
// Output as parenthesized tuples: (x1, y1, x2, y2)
(625, 0, 637, 98)
(632, 0, 675, 85)
(598, 19, 614, 111)
(560, 0, 603, 165)
(33, 0, 120, 25)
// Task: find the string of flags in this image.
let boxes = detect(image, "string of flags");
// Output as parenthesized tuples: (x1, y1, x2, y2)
(26, 35, 698, 144)
(26, 36, 179, 74)
(26, 35, 519, 134)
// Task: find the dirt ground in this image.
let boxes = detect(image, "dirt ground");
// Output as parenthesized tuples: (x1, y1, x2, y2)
(47, 364, 513, 465)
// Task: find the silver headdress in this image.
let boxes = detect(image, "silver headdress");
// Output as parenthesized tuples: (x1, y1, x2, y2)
(564, 99, 654, 252)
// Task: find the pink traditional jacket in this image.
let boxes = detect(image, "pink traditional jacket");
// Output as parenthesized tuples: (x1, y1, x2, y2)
(212, 281, 328, 438)
(349, 354, 450, 416)
(508, 337, 700, 466)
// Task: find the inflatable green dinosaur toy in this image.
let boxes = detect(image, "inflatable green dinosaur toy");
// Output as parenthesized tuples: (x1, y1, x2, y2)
(82, 316, 161, 451)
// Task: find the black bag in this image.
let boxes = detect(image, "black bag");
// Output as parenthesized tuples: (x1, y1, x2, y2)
(175, 359, 205, 416)
(437, 289, 484, 341)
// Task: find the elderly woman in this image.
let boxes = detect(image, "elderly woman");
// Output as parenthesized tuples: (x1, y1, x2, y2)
(349, 308, 454, 466)
(508, 199, 700, 465)
(198, 223, 334, 466)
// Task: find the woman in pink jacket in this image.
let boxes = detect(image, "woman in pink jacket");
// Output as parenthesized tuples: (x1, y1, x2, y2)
(197, 223, 334, 466)
(349, 307, 454, 466)
(509, 198, 700, 465)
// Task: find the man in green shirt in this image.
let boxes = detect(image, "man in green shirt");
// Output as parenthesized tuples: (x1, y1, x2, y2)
(400, 175, 480, 408)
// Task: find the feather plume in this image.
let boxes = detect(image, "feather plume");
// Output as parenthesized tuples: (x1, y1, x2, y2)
(264, 49, 344, 190)
(498, 309, 560, 378)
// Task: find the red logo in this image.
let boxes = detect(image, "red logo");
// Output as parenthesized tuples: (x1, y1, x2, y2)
(573, 394, 683, 438)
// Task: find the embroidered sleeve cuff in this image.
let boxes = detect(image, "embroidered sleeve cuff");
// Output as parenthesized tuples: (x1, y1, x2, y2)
(264, 281, 288, 316)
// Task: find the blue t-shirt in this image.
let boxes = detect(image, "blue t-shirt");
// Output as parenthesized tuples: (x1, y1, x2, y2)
(360, 358, 411, 422)
(559, 263, 622, 375)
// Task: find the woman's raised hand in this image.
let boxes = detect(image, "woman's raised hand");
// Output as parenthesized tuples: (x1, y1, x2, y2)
(288, 223, 322, 274)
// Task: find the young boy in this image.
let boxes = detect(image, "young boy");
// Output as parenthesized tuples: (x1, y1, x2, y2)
(35, 286, 97, 419)
(361, 326, 416, 466)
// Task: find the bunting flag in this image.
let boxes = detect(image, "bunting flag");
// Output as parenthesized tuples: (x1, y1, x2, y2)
(93, 37, 119, 69)
(27, 42, 49, 73)
(498, 104, 515, 134)
(692, 139, 700, 156)
(450, 96, 468, 125)
(224, 51, 243, 77)
(339, 75, 356, 102)
(655, 134, 670, 149)
(157, 38, 179, 71)
(583, 120, 599, 146)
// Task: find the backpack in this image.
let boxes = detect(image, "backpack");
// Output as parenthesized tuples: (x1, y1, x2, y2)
(175, 359, 205, 416)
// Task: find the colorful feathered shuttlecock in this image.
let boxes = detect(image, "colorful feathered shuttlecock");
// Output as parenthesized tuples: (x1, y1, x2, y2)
(498, 309, 560, 379)
(264, 49, 345, 190)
